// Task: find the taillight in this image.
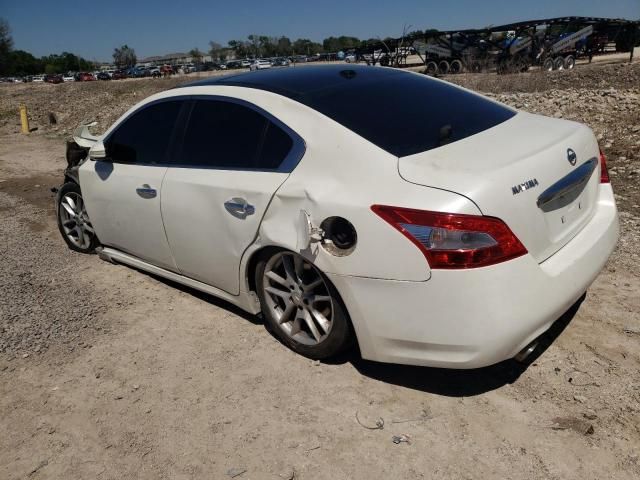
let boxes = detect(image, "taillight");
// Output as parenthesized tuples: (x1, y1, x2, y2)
(371, 205, 527, 269)
(599, 149, 610, 183)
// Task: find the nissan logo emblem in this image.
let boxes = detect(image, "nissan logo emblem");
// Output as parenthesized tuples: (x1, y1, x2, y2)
(567, 148, 577, 166)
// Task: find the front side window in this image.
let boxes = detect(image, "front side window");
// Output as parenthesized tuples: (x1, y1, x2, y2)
(179, 100, 294, 170)
(106, 100, 183, 164)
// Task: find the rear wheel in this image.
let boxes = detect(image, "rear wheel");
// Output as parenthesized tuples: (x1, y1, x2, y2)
(542, 57, 554, 71)
(553, 56, 565, 71)
(424, 61, 438, 75)
(438, 60, 450, 75)
(449, 59, 463, 74)
(255, 250, 352, 360)
(563, 55, 575, 70)
(56, 182, 99, 253)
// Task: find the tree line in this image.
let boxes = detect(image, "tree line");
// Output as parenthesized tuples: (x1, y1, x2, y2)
(0, 18, 95, 76)
(0, 15, 391, 76)
(207, 35, 369, 61)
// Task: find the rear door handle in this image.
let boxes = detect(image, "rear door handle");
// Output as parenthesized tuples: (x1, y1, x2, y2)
(224, 198, 255, 218)
(136, 184, 157, 199)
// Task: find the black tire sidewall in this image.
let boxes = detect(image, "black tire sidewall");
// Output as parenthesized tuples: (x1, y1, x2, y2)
(56, 182, 99, 254)
(255, 251, 352, 360)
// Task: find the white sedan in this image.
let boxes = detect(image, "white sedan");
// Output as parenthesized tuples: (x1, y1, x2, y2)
(56, 65, 618, 368)
(249, 59, 272, 71)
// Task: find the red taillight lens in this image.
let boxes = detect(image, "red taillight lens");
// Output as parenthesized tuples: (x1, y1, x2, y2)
(599, 149, 610, 183)
(371, 205, 528, 269)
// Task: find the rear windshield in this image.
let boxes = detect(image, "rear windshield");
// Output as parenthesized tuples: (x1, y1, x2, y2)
(298, 72, 515, 157)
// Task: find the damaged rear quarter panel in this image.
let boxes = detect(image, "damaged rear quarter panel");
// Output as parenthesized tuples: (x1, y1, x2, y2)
(228, 87, 480, 285)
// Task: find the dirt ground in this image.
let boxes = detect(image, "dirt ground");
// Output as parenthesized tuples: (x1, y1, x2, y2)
(1, 60, 639, 479)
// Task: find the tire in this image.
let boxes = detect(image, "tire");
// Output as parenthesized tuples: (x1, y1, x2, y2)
(449, 59, 463, 74)
(469, 61, 483, 73)
(424, 61, 438, 75)
(563, 55, 575, 70)
(56, 182, 99, 254)
(438, 60, 450, 75)
(553, 56, 564, 71)
(255, 250, 352, 360)
(542, 57, 554, 71)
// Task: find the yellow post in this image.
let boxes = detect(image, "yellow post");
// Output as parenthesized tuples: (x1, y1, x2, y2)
(19, 105, 29, 134)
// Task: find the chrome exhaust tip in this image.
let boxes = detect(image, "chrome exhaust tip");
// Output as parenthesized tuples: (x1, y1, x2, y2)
(514, 341, 539, 363)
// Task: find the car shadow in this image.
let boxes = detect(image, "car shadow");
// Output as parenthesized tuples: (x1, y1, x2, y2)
(122, 262, 583, 396)
(328, 294, 585, 397)
(133, 268, 262, 326)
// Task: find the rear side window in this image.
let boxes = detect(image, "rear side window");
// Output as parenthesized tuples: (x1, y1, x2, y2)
(179, 100, 293, 170)
(298, 72, 515, 157)
(107, 100, 182, 164)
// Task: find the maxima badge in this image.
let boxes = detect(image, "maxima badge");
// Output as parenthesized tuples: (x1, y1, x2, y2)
(512, 178, 539, 195)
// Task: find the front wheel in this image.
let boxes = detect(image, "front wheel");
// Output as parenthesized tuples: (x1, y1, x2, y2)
(255, 250, 352, 360)
(56, 182, 99, 253)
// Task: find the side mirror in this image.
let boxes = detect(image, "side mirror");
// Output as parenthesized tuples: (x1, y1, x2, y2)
(89, 141, 108, 161)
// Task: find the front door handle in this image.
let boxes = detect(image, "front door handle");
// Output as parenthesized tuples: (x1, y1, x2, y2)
(224, 198, 255, 218)
(136, 184, 157, 199)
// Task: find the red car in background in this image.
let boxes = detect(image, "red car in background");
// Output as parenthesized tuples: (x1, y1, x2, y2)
(44, 74, 63, 84)
(111, 70, 127, 80)
(77, 72, 95, 81)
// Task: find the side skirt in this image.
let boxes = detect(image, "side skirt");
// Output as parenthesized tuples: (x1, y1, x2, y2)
(97, 247, 260, 314)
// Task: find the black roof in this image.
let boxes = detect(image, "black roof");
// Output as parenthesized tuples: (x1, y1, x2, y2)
(178, 65, 403, 99)
(177, 64, 515, 158)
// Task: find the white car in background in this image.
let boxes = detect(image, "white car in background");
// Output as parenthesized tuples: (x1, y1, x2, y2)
(249, 59, 272, 71)
(56, 65, 618, 368)
(32, 75, 45, 82)
(62, 74, 75, 82)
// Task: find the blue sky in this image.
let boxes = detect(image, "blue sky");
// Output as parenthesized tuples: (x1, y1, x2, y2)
(2, 0, 639, 61)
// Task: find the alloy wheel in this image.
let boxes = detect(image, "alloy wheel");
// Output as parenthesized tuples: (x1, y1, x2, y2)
(262, 252, 334, 346)
(58, 192, 95, 249)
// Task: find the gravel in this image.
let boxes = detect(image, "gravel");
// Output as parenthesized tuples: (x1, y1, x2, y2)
(0, 192, 108, 357)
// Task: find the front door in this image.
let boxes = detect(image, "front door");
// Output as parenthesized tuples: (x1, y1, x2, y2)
(80, 99, 185, 271)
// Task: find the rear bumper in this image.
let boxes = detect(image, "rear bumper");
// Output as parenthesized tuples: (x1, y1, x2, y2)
(329, 185, 619, 368)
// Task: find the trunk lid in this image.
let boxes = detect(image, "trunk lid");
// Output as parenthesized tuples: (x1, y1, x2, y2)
(398, 112, 601, 263)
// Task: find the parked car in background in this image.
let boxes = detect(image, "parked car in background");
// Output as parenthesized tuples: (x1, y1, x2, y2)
(44, 74, 64, 84)
(160, 65, 174, 76)
(62, 74, 75, 82)
(126, 67, 143, 78)
(344, 53, 357, 63)
(96, 72, 111, 81)
(77, 72, 96, 81)
(32, 75, 45, 82)
(240, 60, 251, 68)
(250, 59, 272, 71)
(150, 68, 162, 78)
(226, 60, 242, 69)
(111, 70, 127, 80)
(272, 58, 291, 67)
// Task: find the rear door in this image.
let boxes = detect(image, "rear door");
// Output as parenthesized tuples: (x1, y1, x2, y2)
(80, 99, 185, 271)
(161, 98, 304, 294)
